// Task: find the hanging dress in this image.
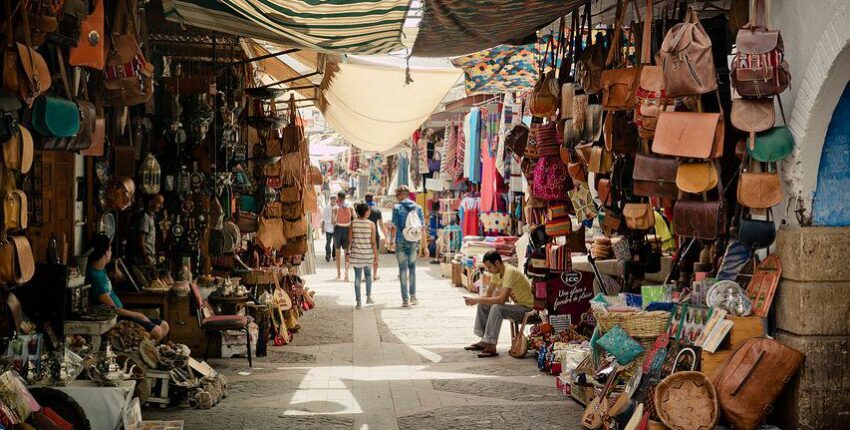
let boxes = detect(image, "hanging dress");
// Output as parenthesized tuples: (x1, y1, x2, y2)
(464, 108, 481, 184)
(480, 108, 497, 213)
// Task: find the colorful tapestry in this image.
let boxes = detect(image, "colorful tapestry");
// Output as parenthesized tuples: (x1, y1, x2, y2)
(451, 39, 549, 95)
(412, 0, 581, 57)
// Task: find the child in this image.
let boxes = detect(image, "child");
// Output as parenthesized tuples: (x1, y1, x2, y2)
(347, 203, 377, 308)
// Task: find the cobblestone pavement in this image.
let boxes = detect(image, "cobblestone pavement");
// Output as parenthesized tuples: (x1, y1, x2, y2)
(146, 245, 584, 429)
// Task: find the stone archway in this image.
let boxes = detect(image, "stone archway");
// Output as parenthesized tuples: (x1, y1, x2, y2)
(811, 83, 850, 225)
(784, 2, 850, 224)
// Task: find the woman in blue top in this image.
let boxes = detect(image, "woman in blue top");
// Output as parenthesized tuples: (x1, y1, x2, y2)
(86, 235, 170, 342)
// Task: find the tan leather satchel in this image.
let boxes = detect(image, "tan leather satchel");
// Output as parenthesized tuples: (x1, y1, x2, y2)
(0, 235, 34, 285)
(263, 201, 283, 219)
(508, 312, 531, 358)
(559, 83, 574, 120)
(283, 218, 308, 240)
(731, 98, 774, 133)
(711, 338, 803, 430)
(676, 161, 718, 194)
(601, 68, 640, 111)
(4, 189, 27, 231)
(3, 0, 52, 107)
(255, 217, 286, 251)
(588, 146, 613, 174)
(623, 203, 655, 230)
(3, 126, 34, 174)
(530, 70, 559, 118)
(653, 112, 724, 159)
(737, 171, 782, 209)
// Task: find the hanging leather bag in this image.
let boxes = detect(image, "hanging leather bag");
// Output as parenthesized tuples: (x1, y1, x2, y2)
(604, 111, 640, 155)
(731, 98, 774, 133)
(530, 70, 559, 118)
(737, 170, 782, 209)
(3, 172, 27, 231)
(711, 338, 803, 430)
(0, 89, 20, 143)
(283, 217, 308, 240)
(255, 216, 286, 251)
(739, 210, 776, 249)
(623, 203, 655, 230)
(653, 111, 724, 159)
(3, 125, 34, 174)
(673, 177, 725, 240)
(0, 233, 34, 285)
(731, 0, 790, 99)
(588, 145, 613, 174)
(676, 161, 718, 194)
(576, 3, 605, 94)
(69, 0, 105, 69)
(3, 0, 52, 107)
(504, 123, 529, 157)
(600, 0, 640, 111)
(634, 0, 675, 140)
(633, 154, 679, 200)
(749, 126, 793, 162)
(658, 7, 717, 96)
(237, 212, 259, 233)
(103, 0, 154, 107)
(31, 54, 82, 144)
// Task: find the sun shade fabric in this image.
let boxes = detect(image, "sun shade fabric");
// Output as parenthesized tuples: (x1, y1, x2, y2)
(163, 0, 409, 54)
(320, 62, 462, 152)
(412, 0, 582, 57)
(451, 37, 554, 95)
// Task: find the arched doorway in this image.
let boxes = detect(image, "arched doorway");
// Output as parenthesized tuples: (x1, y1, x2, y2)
(812, 82, 850, 225)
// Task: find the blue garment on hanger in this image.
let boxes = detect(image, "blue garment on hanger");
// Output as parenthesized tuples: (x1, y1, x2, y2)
(464, 108, 482, 184)
(397, 154, 410, 186)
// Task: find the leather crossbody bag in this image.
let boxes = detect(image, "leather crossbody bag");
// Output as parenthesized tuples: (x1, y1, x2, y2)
(676, 161, 718, 194)
(654, 110, 724, 159)
(633, 154, 679, 200)
(3, 0, 52, 106)
(623, 203, 654, 231)
(673, 178, 726, 241)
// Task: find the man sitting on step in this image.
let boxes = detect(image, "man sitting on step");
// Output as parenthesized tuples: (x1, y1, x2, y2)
(463, 250, 534, 358)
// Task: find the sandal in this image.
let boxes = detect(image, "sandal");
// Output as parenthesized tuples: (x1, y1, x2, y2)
(464, 343, 486, 351)
(477, 350, 499, 358)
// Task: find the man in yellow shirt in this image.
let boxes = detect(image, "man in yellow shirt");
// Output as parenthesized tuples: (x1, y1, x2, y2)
(464, 251, 534, 358)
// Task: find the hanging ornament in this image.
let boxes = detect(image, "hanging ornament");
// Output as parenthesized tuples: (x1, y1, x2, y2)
(139, 153, 161, 195)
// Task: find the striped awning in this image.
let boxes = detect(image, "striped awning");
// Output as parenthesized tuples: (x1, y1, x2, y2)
(163, 0, 410, 55)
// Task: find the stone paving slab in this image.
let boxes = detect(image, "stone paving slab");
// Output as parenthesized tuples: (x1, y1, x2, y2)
(145, 247, 584, 429)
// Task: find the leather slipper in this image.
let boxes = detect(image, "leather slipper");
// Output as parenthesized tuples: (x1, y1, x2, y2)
(464, 344, 486, 351)
(477, 351, 499, 358)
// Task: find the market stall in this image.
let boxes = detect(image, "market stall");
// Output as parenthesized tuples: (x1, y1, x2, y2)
(433, 0, 805, 429)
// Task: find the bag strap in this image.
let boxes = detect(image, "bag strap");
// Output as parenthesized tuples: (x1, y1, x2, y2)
(605, 0, 626, 67)
(752, 0, 767, 27)
(3, 0, 13, 48)
(641, 0, 653, 64)
(55, 49, 73, 100)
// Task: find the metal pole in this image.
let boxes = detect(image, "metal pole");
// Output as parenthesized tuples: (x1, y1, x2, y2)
(218, 48, 301, 69)
(257, 71, 321, 89)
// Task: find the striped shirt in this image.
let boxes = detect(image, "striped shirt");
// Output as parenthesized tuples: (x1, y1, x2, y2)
(349, 219, 375, 267)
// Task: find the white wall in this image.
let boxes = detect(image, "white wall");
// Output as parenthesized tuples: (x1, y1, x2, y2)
(771, 0, 850, 223)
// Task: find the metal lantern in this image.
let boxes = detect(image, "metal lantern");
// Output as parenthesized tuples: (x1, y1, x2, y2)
(140, 153, 161, 195)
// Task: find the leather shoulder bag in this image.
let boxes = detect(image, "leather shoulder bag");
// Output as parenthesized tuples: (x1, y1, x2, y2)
(3, 125, 34, 174)
(653, 111, 724, 159)
(103, 0, 154, 107)
(604, 111, 640, 155)
(739, 208, 776, 249)
(731, 0, 790, 98)
(633, 153, 679, 200)
(676, 161, 718, 194)
(673, 178, 726, 241)
(3, 0, 52, 106)
(69, 0, 105, 70)
(737, 168, 782, 209)
(623, 202, 655, 231)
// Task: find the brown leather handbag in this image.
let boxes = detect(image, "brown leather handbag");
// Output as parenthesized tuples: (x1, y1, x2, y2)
(0, 234, 34, 285)
(604, 111, 640, 155)
(711, 338, 804, 430)
(263, 201, 284, 219)
(530, 70, 559, 118)
(81, 117, 106, 156)
(731, 98, 774, 133)
(673, 179, 725, 241)
(279, 184, 301, 203)
(3, 0, 52, 107)
(601, 68, 640, 111)
(596, 178, 613, 208)
(658, 7, 717, 96)
(3, 126, 34, 174)
(4, 184, 27, 231)
(731, 1, 790, 99)
(69, 0, 105, 70)
(653, 112, 724, 159)
(623, 203, 655, 230)
(103, 0, 154, 107)
(676, 161, 718, 194)
(279, 237, 307, 257)
(283, 218, 308, 239)
(255, 216, 286, 251)
(737, 171, 782, 209)
(588, 146, 613, 174)
(281, 201, 304, 220)
(634, 154, 679, 200)
(505, 123, 529, 157)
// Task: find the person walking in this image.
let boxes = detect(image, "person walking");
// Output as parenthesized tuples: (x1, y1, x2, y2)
(347, 203, 377, 309)
(322, 195, 338, 262)
(333, 191, 353, 281)
(391, 185, 424, 307)
(365, 194, 388, 280)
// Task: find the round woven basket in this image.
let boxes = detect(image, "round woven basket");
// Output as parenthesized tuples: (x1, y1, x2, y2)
(593, 310, 670, 338)
(653, 371, 719, 430)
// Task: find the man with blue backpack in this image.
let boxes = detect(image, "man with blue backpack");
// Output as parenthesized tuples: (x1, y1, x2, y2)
(391, 185, 424, 308)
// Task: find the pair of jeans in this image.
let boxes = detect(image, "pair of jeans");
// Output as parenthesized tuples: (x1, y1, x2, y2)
(325, 232, 335, 260)
(473, 303, 532, 345)
(353, 266, 372, 302)
(396, 240, 417, 302)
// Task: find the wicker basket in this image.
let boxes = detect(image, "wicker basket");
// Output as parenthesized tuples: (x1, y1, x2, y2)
(593, 309, 670, 338)
(653, 371, 719, 430)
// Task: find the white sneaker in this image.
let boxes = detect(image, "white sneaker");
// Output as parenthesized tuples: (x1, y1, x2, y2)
(410, 297, 419, 306)
(402, 301, 410, 308)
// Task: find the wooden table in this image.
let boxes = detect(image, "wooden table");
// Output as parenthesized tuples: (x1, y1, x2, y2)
(63, 317, 117, 353)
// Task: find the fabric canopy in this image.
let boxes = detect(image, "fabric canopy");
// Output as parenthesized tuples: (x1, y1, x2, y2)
(412, 0, 581, 57)
(163, 0, 410, 54)
(319, 60, 462, 152)
(451, 37, 553, 95)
